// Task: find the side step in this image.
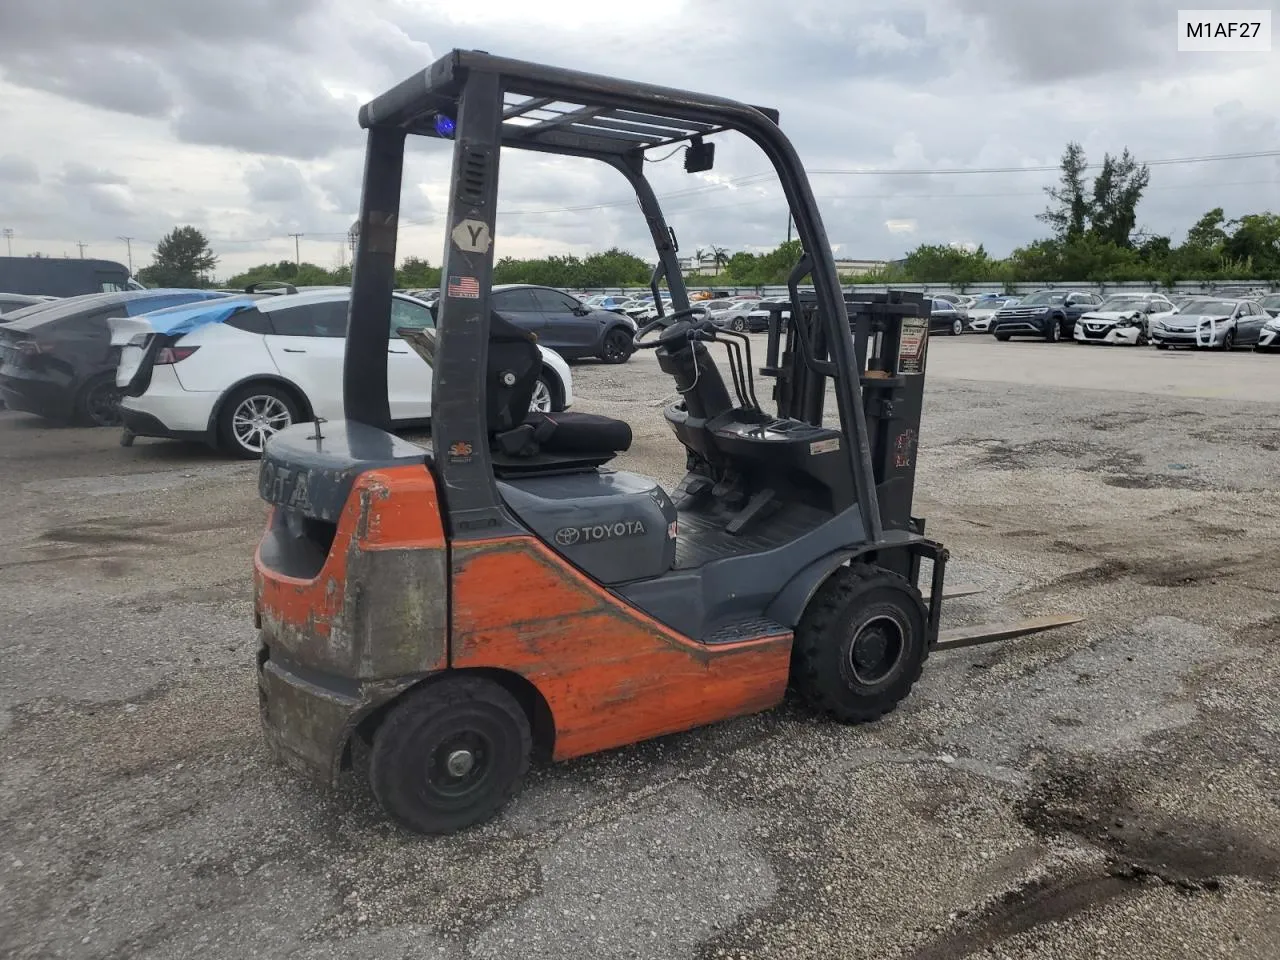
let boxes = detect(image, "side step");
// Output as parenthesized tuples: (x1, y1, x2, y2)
(933, 614, 1084, 652)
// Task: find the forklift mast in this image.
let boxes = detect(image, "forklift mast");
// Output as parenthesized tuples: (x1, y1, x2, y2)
(343, 49, 901, 545)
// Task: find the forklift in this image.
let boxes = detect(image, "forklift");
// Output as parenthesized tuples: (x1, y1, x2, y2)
(253, 50, 1079, 834)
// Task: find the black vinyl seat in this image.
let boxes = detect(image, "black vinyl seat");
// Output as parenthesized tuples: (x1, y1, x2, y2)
(487, 312, 632, 466)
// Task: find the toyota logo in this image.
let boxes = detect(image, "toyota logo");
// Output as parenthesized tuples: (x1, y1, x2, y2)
(554, 527, 581, 546)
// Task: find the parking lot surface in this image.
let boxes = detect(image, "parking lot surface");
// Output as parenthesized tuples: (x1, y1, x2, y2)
(2, 336, 1278, 959)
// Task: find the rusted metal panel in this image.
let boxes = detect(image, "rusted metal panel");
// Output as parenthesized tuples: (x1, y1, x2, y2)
(450, 536, 793, 761)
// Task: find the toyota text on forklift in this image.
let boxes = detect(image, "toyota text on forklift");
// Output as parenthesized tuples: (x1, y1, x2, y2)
(252, 49, 1081, 834)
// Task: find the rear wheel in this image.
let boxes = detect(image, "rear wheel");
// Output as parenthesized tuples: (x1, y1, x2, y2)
(370, 676, 532, 835)
(791, 564, 929, 723)
(218, 383, 299, 458)
(600, 327, 633, 364)
(529, 374, 555, 413)
(76, 374, 123, 427)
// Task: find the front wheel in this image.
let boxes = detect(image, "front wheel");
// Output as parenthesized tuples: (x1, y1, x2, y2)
(1045, 318, 1062, 343)
(369, 677, 532, 835)
(218, 383, 299, 458)
(994, 333, 1011, 342)
(791, 564, 929, 723)
(1219, 329, 1234, 351)
(600, 327, 634, 364)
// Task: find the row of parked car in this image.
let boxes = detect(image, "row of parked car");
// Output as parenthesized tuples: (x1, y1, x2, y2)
(973, 289, 1280, 351)
(0, 284, 606, 457)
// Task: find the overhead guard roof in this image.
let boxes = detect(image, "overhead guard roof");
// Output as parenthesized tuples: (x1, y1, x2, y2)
(358, 49, 780, 157)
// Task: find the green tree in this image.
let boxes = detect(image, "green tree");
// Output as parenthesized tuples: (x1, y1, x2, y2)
(1088, 148, 1150, 247)
(1184, 208, 1228, 249)
(137, 226, 217, 287)
(1037, 142, 1091, 242)
(397, 256, 440, 289)
(1223, 213, 1280, 276)
(710, 245, 730, 276)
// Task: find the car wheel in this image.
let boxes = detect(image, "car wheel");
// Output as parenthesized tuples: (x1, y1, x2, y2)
(1156, 343, 1170, 350)
(950, 317, 963, 336)
(529, 373, 556, 413)
(600, 327, 633, 364)
(995, 333, 1011, 342)
(1219, 329, 1234, 351)
(791, 564, 928, 723)
(76, 374, 124, 427)
(731, 317, 747, 332)
(369, 676, 532, 835)
(1045, 318, 1061, 343)
(219, 383, 299, 459)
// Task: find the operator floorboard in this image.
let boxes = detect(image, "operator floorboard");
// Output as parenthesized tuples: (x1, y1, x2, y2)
(673, 502, 831, 570)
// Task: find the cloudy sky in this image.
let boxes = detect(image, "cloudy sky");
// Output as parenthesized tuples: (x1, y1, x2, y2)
(1, 0, 1277, 279)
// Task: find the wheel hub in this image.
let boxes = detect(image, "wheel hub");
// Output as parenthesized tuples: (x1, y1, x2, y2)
(445, 749, 476, 778)
(848, 614, 905, 685)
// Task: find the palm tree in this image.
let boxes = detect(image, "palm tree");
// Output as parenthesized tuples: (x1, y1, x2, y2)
(710, 245, 730, 276)
(692, 247, 708, 275)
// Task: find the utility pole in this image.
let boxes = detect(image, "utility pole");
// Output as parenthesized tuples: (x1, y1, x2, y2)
(117, 236, 134, 273)
(76, 241, 88, 259)
(288, 232, 303, 265)
(786, 212, 793, 244)
(2, 228, 12, 256)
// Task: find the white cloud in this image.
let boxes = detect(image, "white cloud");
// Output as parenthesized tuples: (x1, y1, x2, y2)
(0, 0, 1276, 276)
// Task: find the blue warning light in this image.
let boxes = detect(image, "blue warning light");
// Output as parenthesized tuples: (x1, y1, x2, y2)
(435, 114, 456, 138)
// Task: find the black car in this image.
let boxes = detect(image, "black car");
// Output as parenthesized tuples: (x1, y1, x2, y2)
(929, 298, 966, 336)
(990, 290, 1102, 342)
(0, 289, 231, 425)
(0, 292, 58, 316)
(491, 284, 636, 363)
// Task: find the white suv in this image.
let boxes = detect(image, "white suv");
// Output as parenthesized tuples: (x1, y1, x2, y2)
(110, 289, 573, 457)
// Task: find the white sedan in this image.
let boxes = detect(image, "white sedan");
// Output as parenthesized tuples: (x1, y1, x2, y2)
(109, 289, 573, 458)
(1073, 294, 1176, 346)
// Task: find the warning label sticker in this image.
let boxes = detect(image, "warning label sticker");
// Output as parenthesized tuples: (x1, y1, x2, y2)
(898, 315, 928, 374)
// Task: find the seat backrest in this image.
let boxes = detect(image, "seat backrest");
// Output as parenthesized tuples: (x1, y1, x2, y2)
(487, 311, 541, 433)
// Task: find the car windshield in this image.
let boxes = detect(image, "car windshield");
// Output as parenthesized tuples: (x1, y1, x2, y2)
(1098, 297, 1145, 311)
(1259, 294, 1280, 308)
(1181, 299, 1235, 315)
(1020, 292, 1067, 306)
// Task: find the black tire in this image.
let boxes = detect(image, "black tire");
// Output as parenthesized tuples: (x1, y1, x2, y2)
(1219, 329, 1234, 351)
(950, 317, 963, 336)
(75, 374, 123, 427)
(1045, 317, 1062, 343)
(994, 333, 1011, 342)
(792, 564, 929, 723)
(369, 676, 532, 835)
(600, 327, 633, 364)
(217, 382, 300, 459)
(1156, 342, 1170, 350)
(731, 316, 747, 332)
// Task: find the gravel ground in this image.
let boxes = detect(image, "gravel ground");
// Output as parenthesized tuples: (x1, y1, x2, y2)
(1, 336, 1278, 959)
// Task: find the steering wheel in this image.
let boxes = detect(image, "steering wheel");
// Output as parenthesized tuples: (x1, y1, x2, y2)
(632, 307, 709, 350)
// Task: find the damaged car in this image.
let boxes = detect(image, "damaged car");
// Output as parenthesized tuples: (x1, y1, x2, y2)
(1150, 297, 1268, 351)
(1073, 293, 1176, 346)
(0, 289, 230, 426)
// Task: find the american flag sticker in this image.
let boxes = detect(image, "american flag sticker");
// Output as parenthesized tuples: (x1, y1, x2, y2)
(447, 275, 481, 299)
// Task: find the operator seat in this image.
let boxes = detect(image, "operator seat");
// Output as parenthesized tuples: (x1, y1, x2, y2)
(488, 312, 632, 464)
